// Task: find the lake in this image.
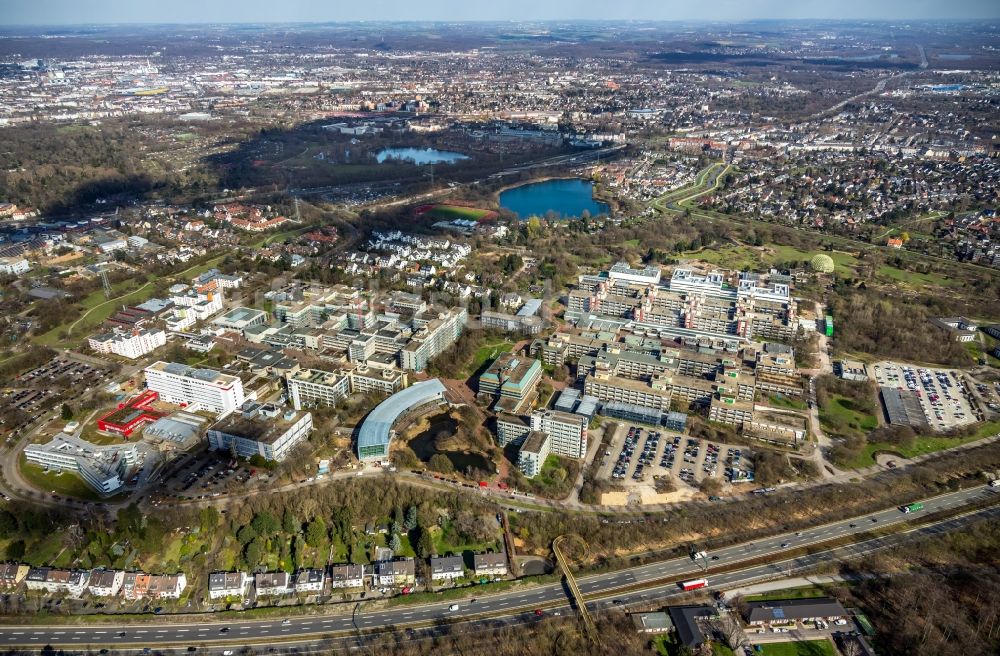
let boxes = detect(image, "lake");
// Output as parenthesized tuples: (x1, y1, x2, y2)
(499, 178, 610, 220)
(408, 413, 494, 475)
(376, 147, 470, 165)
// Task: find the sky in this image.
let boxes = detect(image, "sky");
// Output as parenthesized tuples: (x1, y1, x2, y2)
(1, 0, 998, 25)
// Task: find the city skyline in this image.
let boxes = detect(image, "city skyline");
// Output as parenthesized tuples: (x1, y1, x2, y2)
(2, 0, 999, 26)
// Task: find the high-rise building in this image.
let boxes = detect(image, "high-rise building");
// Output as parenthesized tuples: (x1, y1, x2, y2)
(144, 361, 245, 416)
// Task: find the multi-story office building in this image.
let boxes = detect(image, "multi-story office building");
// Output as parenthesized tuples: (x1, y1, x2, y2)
(530, 409, 588, 459)
(88, 328, 166, 359)
(206, 402, 313, 462)
(400, 307, 467, 372)
(478, 354, 542, 405)
(144, 361, 246, 416)
(584, 374, 673, 412)
(286, 369, 351, 410)
(24, 433, 137, 495)
(495, 412, 532, 447)
(518, 431, 550, 478)
(708, 395, 755, 425)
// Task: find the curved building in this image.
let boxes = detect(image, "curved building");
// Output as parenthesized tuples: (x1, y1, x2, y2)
(357, 379, 447, 460)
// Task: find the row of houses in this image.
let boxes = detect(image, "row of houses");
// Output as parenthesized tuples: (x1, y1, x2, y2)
(0, 564, 187, 600)
(1, 552, 510, 601)
(214, 553, 509, 598)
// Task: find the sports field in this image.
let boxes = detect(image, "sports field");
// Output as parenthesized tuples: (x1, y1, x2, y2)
(421, 204, 497, 221)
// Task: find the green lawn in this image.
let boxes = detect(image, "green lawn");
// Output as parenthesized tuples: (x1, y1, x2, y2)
(877, 266, 957, 288)
(843, 419, 1000, 469)
(756, 640, 837, 656)
(818, 394, 878, 439)
(469, 341, 516, 376)
(680, 243, 859, 276)
(19, 460, 104, 502)
(743, 585, 829, 603)
(769, 395, 808, 411)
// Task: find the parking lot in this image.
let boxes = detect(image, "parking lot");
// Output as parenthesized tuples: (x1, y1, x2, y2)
(598, 423, 755, 490)
(873, 361, 981, 430)
(156, 450, 261, 501)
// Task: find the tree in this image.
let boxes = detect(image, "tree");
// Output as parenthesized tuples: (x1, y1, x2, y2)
(428, 453, 455, 474)
(415, 527, 435, 558)
(282, 510, 300, 535)
(199, 507, 219, 534)
(404, 506, 418, 531)
(0, 510, 17, 538)
(237, 525, 258, 545)
(251, 511, 280, 537)
(60, 404, 73, 421)
(389, 533, 402, 553)
(244, 538, 264, 567)
(292, 535, 305, 570)
(5, 540, 25, 560)
(305, 518, 328, 548)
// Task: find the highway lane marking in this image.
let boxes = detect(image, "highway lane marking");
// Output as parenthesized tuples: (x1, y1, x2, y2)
(94, 631, 106, 634)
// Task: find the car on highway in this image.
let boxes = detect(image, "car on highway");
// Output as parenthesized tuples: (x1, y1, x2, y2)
(448, 604, 460, 611)
(219, 627, 229, 633)
(849, 523, 857, 528)
(282, 619, 291, 625)
(780, 542, 790, 548)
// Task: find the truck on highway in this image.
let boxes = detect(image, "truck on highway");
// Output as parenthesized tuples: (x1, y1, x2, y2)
(899, 502, 925, 513)
(679, 578, 708, 591)
(690, 551, 708, 561)
(990, 480, 1000, 488)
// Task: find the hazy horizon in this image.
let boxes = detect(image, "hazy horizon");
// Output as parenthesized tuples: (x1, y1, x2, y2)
(2, 0, 998, 26)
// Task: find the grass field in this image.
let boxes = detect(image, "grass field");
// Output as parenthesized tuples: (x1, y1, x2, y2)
(769, 395, 808, 411)
(423, 204, 496, 221)
(468, 341, 516, 376)
(756, 640, 837, 656)
(843, 419, 1000, 469)
(877, 265, 958, 288)
(19, 460, 103, 502)
(818, 394, 878, 439)
(680, 244, 859, 275)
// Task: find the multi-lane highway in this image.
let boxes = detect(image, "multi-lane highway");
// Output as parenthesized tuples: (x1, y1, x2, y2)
(1, 484, 996, 652)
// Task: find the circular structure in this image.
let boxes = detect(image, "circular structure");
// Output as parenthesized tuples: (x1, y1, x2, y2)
(810, 253, 835, 273)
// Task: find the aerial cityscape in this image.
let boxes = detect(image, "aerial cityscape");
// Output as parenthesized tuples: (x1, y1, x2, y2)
(1, 2, 1000, 655)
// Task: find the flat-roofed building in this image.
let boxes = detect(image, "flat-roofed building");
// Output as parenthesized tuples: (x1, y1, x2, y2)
(400, 307, 467, 372)
(24, 433, 138, 496)
(708, 395, 755, 425)
(495, 412, 531, 447)
(144, 361, 245, 416)
(357, 379, 446, 461)
(207, 402, 313, 462)
(584, 374, 673, 412)
(518, 431, 550, 478)
(88, 328, 166, 360)
(530, 409, 588, 459)
(478, 354, 542, 406)
(286, 369, 351, 410)
(212, 307, 268, 332)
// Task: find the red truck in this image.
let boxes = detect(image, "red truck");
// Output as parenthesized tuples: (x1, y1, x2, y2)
(679, 578, 708, 591)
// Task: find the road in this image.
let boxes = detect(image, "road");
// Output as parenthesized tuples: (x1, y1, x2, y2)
(2, 484, 995, 650)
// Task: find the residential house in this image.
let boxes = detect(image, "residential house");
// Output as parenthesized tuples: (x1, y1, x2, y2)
(294, 568, 325, 594)
(430, 555, 465, 582)
(328, 565, 366, 589)
(254, 572, 292, 596)
(473, 552, 508, 578)
(208, 571, 250, 599)
(87, 570, 125, 597)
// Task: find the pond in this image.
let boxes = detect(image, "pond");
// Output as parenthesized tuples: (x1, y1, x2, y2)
(407, 413, 494, 475)
(499, 178, 610, 220)
(376, 147, 470, 165)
